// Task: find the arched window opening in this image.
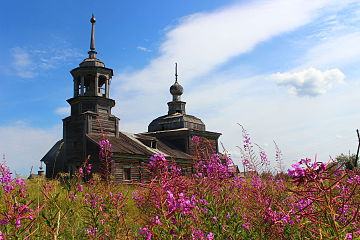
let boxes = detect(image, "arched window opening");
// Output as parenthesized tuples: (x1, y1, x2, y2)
(77, 76, 81, 96)
(98, 76, 107, 97)
(84, 75, 92, 95)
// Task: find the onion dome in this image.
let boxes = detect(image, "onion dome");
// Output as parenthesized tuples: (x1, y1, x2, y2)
(170, 81, 183, 96)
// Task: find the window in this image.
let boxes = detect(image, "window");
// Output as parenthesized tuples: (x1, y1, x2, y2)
(150, 140, 157, 148)
(124, 168, 131, 180)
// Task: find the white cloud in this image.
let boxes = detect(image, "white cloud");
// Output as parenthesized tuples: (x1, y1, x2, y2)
(302, 32, 360, 69)
(55, 106, 70, 115)
(136, 46, 151, 52)
(11, 47, 36, 78)
(273, 67, 345, 96)
(115, 0, 340, 94)
(0, 123, 61, 176)
(10, 46, 82, 78)
(112, 0, 348, 133)
(36, 48, 83, 69)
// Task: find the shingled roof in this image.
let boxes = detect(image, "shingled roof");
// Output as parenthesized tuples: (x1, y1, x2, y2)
(87, 131, 192, 160)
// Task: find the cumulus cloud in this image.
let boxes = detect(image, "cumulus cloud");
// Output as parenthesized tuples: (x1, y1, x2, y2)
(273, 67, 345, 96)
(55, 106, 71, 115)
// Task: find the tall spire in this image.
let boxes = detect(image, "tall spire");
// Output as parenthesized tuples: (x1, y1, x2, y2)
(89, 14, 97, 59)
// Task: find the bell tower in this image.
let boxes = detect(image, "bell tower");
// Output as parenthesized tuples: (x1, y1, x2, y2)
(62, 15, 119, 172)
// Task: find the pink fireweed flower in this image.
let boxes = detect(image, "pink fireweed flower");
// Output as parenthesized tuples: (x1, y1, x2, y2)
(76, 184, 83, 192)
(243, 135, 251, 146)
(345, 233, 353, 239)
(139, 227, 152, 240)
(154, 215, 162, 225)
(149, 153, 166, 162)
(288, 162, 305, 178)
(0, 165, 12, 184)
(212, 216, 217, 222)
(206, 232, 214, 240)
(85, 227, 98, 236)
(99, 139, 113, 158)
(225, 156, 233, 166)
(69, 192, 77, 200)
(148, 154, 168, 175)
(242, 159, 250, 167)
(259, 150, 269, 166)
(242, 222, 251, 230)
(251, 176, 262, 188)
(0, 219, 8, 226)
(78, 168, 83, 175)
(348, 175, 360, 184)
(192, 230, 205, 239)
(3, 185, 14, 192)
(15, 178, 26, 186)
(191, 136, 201, 145)
(15, 220, 21, 228)
(288, 158, 327, 183)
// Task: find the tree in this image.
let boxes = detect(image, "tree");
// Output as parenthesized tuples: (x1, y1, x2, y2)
(335, 153, 358, 170)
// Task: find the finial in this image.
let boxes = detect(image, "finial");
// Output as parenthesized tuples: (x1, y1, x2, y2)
(89, 14, 97, 58)
(91, 13, 96, 23)
(175, 62, 178, 83)
(170, 63, 184, 101)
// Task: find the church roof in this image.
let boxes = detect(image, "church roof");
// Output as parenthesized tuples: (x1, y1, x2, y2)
(87, 132, 192, 160)
(40, 140, 64, 164)
(148, 113, 205, 132)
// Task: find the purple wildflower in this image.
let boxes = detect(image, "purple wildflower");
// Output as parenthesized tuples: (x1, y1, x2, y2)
(242, 222, 251, 229)
(206, 232, 214, 240)
(76, 184, 83, 192)
(192, 136, 201, 145)
(85, 227, 98, 236)
(154, 215, 162, 225)
(69, 192, 77, 200)
(3, 185, 14, 192)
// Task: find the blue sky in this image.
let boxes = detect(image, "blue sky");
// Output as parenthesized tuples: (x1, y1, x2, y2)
(1, 0, 360, 175)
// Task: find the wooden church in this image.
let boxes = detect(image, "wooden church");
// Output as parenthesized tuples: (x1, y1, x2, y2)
(41, 15, 221, 183)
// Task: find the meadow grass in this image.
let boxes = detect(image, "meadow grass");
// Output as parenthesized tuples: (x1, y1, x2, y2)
(0, 133, 359, 239)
